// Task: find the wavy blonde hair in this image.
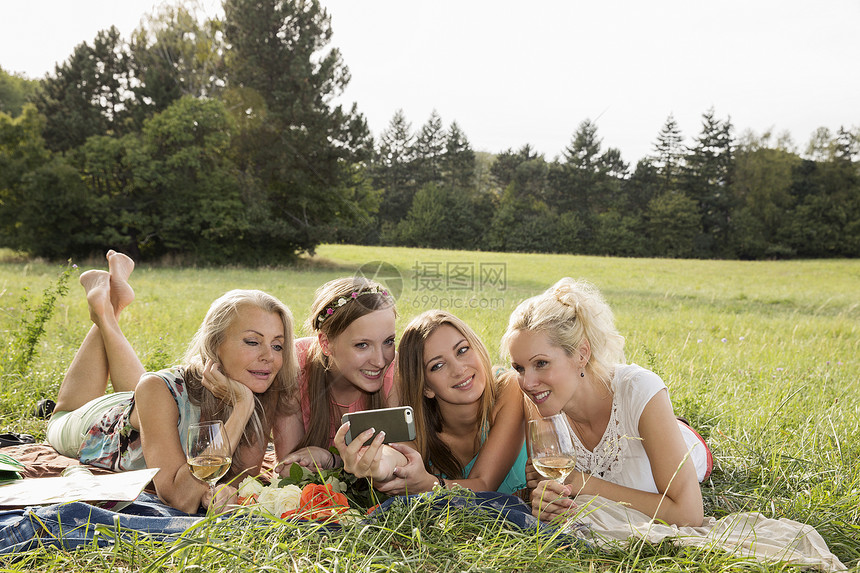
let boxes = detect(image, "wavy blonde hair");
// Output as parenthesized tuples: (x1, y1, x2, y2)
(183, 289, 298, 473)
(501, 278, 625, 392)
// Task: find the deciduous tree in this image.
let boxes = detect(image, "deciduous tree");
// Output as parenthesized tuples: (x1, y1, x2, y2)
(128, 3, 226, 119)
(0, 67, 39, 117)
(645, 191, 700, 258)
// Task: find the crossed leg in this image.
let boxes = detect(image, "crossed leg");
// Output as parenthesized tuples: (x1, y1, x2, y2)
(54, 251, 145, 413)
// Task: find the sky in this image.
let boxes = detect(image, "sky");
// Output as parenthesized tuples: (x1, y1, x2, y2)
(2, 0, 858, 164)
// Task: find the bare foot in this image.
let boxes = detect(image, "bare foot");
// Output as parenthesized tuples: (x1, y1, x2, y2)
(106, 250, 135, 313)
(80, 270, 113, 325)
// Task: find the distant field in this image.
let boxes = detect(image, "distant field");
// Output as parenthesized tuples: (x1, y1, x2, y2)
(1, 245, 858, 568)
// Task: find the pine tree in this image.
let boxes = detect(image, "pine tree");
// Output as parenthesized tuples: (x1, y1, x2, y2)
(374, 109, 416, 226)
(553, 119, 628, 215)
(490, 145, 539, 190)
(412, 110, 446, 186)
(442, 121, 475, 191)
(684, 108, 734, 255)
(651, 114, 686, 194)
(35, 27, 132, 152)
(223, 0, 372, 257)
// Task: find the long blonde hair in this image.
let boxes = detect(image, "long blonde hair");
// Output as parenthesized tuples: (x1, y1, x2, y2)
(396, 310, 500, 479)
(501, 278, 625, 392)
(299, 276, 396, 448)
(183, 289, 298, 471)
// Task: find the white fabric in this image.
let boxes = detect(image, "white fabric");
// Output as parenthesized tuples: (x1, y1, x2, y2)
(571, 364, 708, 491)
(567, 495, 846, 572)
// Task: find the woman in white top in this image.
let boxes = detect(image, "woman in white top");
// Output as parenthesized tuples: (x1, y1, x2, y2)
(502, 278, 709, 527)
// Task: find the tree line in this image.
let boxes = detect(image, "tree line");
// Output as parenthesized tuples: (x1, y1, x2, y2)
(372, 109, 859, 259)
(1, 0, 858, 263)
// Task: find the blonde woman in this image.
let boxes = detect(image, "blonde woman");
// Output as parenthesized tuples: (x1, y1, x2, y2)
(502, 278, 711, 526)
(46, 251, 298, 514)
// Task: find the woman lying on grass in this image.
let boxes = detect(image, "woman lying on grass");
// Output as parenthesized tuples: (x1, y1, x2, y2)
(335, 310, 528, 494)
(273, 276, 399, 471)
(502, 278, 711, 527)
(46, 251, 298, 513)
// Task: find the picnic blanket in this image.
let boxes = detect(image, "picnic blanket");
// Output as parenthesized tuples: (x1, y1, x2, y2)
(0, 443, 117, 481)
(0, 443, 281, 483)
(0, 493, 202, 554)
(567, 494, 846, 572)
(0, 444, 847, 571)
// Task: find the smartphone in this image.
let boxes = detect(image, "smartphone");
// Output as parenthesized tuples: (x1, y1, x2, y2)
(341, 406, 416, 446)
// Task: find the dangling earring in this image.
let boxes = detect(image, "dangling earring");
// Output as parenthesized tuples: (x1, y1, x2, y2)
(580, 370, 585, 378)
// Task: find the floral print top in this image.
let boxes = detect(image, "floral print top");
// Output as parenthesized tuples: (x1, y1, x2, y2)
(78, 368, 201, 471)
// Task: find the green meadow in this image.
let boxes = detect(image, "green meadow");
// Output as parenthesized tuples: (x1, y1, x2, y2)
(1, 245, 858, 571)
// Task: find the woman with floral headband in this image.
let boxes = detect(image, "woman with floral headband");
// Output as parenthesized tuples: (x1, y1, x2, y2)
(274, 277, 398, 471)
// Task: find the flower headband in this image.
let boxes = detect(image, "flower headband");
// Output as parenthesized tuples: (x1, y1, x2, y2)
(317, 285, 390, 324)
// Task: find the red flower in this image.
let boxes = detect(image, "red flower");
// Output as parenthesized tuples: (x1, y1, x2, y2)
(286, 483, 350, 521)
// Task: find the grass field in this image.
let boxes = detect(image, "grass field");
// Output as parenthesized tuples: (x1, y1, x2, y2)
(1, 245, 858, 571)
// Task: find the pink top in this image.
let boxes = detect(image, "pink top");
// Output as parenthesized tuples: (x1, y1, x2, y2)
(295, 337, 396, 446)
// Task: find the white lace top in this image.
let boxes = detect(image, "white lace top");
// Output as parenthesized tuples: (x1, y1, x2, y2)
(571, 364, 666, 493)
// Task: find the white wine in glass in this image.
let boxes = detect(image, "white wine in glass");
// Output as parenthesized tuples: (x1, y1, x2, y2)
(186, 421, 231, 488)
(528, 413, 577, 483)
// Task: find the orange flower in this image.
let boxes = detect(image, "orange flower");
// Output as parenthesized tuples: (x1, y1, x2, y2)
(290, 483, 350, 521)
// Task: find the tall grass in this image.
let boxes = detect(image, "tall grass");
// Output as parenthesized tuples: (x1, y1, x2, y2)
(0, 245, 858, 571)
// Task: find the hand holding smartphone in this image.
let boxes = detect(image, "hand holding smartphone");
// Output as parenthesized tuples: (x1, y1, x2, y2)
(342, 406, 416, 446)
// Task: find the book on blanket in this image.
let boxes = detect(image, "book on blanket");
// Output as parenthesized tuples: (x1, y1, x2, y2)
(0, 467, 159, 509)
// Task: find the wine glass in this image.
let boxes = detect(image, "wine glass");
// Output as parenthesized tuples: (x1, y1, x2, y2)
(527, 413, 577, 484)
(186, 421, 232, 495)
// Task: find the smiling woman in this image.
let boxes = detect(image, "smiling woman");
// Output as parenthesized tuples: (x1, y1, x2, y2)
(502, 278, 710, 527)
(335, 310, 528, 496)
(44, 250, 298, 514)
(272, 277, 399, 473)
